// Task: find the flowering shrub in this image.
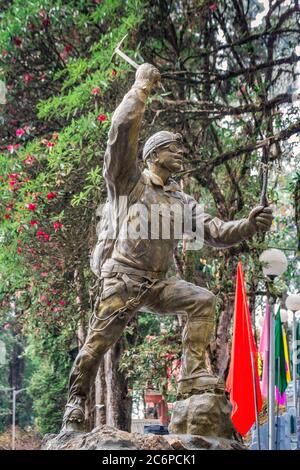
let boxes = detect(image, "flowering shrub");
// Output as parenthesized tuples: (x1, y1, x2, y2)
(0, 0, 143, 433)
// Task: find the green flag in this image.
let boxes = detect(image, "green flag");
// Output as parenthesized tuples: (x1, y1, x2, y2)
(275, 307, 288, 395)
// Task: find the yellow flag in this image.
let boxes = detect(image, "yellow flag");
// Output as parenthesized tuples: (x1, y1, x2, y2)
(282, 326, 291, 383)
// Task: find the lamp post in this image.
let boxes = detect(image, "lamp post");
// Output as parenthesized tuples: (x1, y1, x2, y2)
(259, 249, 288, 450)
(286, 294, 300, 418)
(280, 309, 288, 324)
(12, 387, 27, 450)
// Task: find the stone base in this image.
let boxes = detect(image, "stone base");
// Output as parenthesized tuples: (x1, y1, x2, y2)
(169, 393, 234, 439)
(41, 425, 245, 451)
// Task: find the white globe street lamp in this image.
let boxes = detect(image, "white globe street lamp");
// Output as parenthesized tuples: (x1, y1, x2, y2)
(286, 294, 300, 312)
(286, 294, 300, 416)
(259, 249, 288, 278)
(260, 249, 288, 450)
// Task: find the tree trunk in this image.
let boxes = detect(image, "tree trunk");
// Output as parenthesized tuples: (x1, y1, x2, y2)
(207, 292, 235, 380)
(104, 338, 132, 431)
(95, 360, 106, 427)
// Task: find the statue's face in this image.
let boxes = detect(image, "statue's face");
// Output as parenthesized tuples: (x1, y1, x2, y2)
(155, 142, 184, 173)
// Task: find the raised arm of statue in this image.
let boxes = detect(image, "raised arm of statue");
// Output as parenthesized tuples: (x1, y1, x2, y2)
(186, 195, 273, 248)
(104, 63, 161, 199)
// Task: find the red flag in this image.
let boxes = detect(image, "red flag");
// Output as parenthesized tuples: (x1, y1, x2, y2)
(226, 262, 262, 436)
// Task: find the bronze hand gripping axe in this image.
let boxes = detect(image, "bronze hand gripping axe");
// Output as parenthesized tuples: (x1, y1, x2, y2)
(111, 34, 165, 91)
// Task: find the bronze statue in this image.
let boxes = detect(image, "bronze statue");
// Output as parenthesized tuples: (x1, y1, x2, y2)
(61, 64, 273, 432)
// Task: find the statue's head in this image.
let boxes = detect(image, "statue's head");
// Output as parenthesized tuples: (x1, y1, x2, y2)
(142, 131, 184, 174)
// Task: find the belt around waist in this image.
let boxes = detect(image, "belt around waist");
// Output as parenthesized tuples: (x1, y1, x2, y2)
(100, 263, 166, 280)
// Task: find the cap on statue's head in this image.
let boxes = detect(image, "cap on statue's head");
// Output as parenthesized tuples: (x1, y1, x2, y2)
(142, 131, 183, 161)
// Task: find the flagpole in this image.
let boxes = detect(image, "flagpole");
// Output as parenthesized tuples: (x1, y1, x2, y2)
(268, 298, 275, 450)
(250, 351, 261, 449)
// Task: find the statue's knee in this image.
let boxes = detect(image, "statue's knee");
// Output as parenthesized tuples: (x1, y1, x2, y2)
(74, 347, 97, 370)
(205, 291, 216, 311)
(190, 290, 216, 318)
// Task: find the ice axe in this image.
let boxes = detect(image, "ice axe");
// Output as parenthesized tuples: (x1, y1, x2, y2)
(111, 34, 165, 91)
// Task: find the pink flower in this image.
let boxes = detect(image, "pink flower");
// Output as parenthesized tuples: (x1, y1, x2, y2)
(4, 323, 11, 330)
(32, 263, 41, 271)
(97, 114, 106, 122)
(58, 299, 67, 306)
(209, 3, 217, 11)
(26, 203, 37, 211)
(7, 145, 14, 152)
(17, 246, 22, 254)
(14, 37, 22, 47)
(24, 155, 35, 165)
(42, 18, 50, 27)
(36, 230, 50, 241)
(146, 335, 154, 342)
(4, 214, 11, 220)
(91, 87, 101, 95)
(164, 353, 175, 361)
(174, 359, 182, 368)
(53, 221, 63, 231)
(46, 192, 57, 200)
(40, 12, 51, 28)
(39, 295, 48, 303)
(46, 141, 55, 147)
(111, 69, 117, 77)
(40, 272, 48, 277)
(16, 128, 25, 137)
(23, 73, 33, 84)
(2, 50, 8, 57)
(64, 44, 72, 53)
(29, 220, 38, 226)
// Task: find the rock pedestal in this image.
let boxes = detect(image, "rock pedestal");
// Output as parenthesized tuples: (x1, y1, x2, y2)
(41, 425, 245, 451)
(42, 393, 241, 450)
(169, 393, 234, 438)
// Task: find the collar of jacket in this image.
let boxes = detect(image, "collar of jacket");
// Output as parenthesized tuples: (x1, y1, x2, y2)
(143, 169, 181, 192)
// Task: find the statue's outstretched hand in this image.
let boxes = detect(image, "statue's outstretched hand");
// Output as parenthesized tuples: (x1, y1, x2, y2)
(135, 63, 161, 90)
(247, 205, 273, 232)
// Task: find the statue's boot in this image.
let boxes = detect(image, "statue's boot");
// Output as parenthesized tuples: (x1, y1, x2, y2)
(177, 318, 225, 400)
(176, 369, 225, 400)
(61, 397, 85, 433)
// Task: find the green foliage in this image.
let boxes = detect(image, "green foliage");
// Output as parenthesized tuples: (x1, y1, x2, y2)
(0, 0, 143, 433)
(28, 357, 70, 434)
